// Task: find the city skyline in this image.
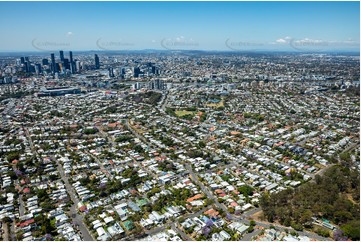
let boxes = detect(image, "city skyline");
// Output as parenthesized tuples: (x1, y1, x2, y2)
(0, 1, 359, 52)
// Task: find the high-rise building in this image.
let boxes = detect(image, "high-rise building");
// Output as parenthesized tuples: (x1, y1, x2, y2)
(56, 63, 61, 73)
(148, 79, 165, 90)
(25, 57, 30, 63)
(94, 54, 100, 69)
(133, 67, 141, 77)
(35, 64, 42, 74)
(76, 61, 81, 72)
(51, 53, 56, 74)
(29, 65, 35, 73)
(42, 59, 49, 66)
(63, 58, 70, 70)
(69, 51, 75, 74)
(20, 57, 25, 64)
(119, 67, 126, 75)
(108, 67, 114, 77)
(59, 50, 64, 62)
(24, 62, 29, 73)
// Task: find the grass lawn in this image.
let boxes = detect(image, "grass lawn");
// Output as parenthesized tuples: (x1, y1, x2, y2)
(175, 110, 195, 117)
(206, 98, 224, 108)
(314, 163, 325, 169)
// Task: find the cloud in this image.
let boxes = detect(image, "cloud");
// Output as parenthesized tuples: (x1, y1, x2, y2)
(292, 38, 328, 46)
(276, 36, 292, 44)
(66, 32, 73, 37)
(175, 36, 185, 42)
(276, 38, 287, 43)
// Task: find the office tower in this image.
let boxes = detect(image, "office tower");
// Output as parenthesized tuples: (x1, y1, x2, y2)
(151, 66, 157, 74)
(56, 63, 61, 73)
(69, 51, 73, 63)
(59, 50, 64, 62)
(42, 59, 49, 66)
(25, 57, 30, 62)
(69, 51, 75, 74)
(51, 53, 56, 74)
(29, 65, 35, 73)
(20, 57, 25, 64)
(133, 67, 141, 77)
(108, 67, 114, 77)
(58, 63, 63, 73)
(24, 62, 29, 73)
(76, 61, 81, 72)
(35, 64, 42, 74)
(94, 54, 100, 69)
(155, 79, 164, 90)
(63, 58, 70, 70)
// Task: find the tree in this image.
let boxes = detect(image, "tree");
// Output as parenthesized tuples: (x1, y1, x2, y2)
(6, 151, 20, 162)
(333, 229, 348, 241)
(8, 171, 17, 180)
(341, 220, 360, 241)
(198, 141, 206, 148)
(334, 210, 353, 224)
(238, 185, 254, 197)
(2, 216, 12, 223)
(300, 210, 313, 225)
(250, 220, 256, 226)
(290, 222, 303, 231)
(315, 228, 330, 238)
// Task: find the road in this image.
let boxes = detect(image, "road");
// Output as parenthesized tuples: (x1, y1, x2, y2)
(10, 221, 15, 240)
(241, 207, 329, 241)
(54, 158, 94, 241)
(145, 206, 209, 239)
(186, 162, 329, 241)
(185, 164, 229, 215)
(124, 119, 154, 148)
(86, 151, 113, 179)
(241, 228, 262, 241)
(160, 90, 169, 111)
(341, 142, 358, 154)
(1, 221, 10, 241)
(24, 127, 93, 240)
(171, 223, 192, 241)
(19, 193, 25, 217)
(101, 96, 332, 241)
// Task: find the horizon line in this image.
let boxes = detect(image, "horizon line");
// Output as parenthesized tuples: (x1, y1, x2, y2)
(0, 49, 359, 54)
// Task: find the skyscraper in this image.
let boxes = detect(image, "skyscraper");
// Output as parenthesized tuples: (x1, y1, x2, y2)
(59, 50, 64, 62)
(63, 58, 70, 70)
(20, 57, 25, 64)
(35, 64, 42, 75)
(76, 61, 81, 73)
(24, 62, 29, 73)
(94, 54, 100, 69)
(108, 67, 114, 77)
(69, 51, 75, 74)
(42, 59, 49, 66)
(133, 67, 141, 77)
(51, 53, 56, 74)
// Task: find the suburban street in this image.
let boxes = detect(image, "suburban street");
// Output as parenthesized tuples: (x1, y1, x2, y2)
(54, 157, 94, 241)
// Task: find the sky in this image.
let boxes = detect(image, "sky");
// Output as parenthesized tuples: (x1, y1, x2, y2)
(0, 1, 359, 52)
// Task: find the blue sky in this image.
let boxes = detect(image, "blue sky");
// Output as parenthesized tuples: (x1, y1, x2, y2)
(0, 1, 359, 51)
